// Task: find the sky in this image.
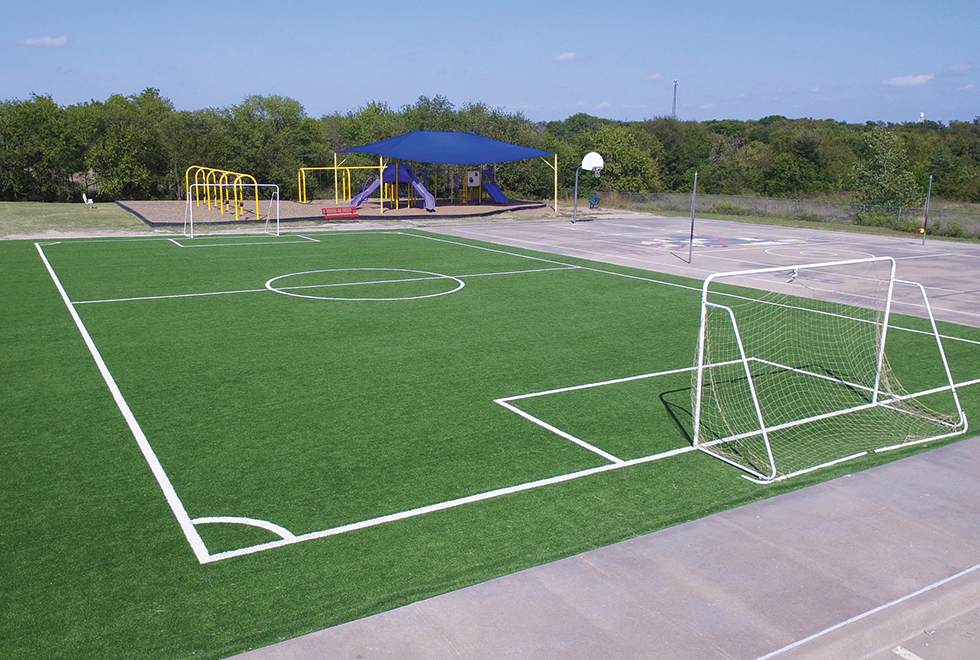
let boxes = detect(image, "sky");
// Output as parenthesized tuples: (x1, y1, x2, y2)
(2, 0, 978, 125)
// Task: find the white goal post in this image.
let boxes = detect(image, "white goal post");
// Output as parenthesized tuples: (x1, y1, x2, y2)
(692, 256, 967, 483)
(184, 183, 280, 238)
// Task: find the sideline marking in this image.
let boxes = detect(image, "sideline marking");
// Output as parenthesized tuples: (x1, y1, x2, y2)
(206, 443, 699, 562)
(399, 230, 980, 347)
(755, 561, 980, 659)
(35, 243, 211, 564)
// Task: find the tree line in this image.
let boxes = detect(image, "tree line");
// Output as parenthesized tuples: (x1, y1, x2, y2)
(2, 88, 979, 206)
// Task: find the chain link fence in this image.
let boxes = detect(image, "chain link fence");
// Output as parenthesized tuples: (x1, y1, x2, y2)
(614, 192, 980, 239)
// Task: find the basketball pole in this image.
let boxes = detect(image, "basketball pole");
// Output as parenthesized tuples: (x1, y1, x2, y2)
(921, 174, 932, 246)
(688, 171, 698, 263)
(572, 166, 582, 223)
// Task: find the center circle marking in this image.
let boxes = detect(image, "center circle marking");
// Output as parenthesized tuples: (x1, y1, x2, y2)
(265, 268, 465, 301)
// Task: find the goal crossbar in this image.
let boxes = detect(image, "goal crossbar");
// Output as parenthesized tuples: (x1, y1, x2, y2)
(184, 183, 280, 238)
(692, 256, 967, 483)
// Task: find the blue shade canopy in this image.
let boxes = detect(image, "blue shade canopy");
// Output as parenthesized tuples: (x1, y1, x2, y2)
(338, 130, 554, 165)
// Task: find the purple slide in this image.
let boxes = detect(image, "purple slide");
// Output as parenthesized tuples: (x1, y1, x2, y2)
(481, 179, 509, 204)
(351, 164, 435, 211)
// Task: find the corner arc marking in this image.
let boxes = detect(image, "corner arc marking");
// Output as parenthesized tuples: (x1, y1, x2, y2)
(192, 516, 296, 540)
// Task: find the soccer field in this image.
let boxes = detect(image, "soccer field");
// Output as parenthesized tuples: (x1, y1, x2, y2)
(5, 228, 980, 659)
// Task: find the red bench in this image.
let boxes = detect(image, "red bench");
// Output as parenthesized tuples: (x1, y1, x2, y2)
(322, 206, 358, 220)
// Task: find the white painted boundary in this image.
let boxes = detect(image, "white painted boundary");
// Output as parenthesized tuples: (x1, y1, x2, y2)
(169, 235, 317, 248)
(35, 243, 212, 564)
(36, 232, 980, 564)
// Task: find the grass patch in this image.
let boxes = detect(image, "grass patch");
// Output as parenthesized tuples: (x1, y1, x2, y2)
(0, 201, 160, 238)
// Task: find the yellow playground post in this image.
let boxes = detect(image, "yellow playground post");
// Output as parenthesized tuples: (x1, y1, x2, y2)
(297, 157, 386, 209)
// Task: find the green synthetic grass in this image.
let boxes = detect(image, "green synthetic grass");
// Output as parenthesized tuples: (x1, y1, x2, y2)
(3, 229, 980, 659)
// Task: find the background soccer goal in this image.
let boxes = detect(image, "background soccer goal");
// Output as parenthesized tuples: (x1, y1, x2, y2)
(184, 183, 280, 238)
(692, 256, 967, 483)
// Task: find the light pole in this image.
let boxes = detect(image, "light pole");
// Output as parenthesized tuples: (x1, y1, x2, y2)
(672, 80, 678, 119)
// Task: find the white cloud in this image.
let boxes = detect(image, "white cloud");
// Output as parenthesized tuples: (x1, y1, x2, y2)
(948, 63, 972, 74)
(16, 35, 68, 47)
(884, 74, 934, 87)
(646, 73, 664, 81)
(596, 101, 611, 109)
(555, 52, 576, 62)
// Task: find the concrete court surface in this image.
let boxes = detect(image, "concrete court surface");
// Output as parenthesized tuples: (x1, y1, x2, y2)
(231, 214, 980, 660)
(429, 212, 980, 328)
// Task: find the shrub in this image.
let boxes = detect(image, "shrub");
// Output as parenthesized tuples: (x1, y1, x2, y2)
(713, 201, 754, 216)
(854, 212, 894, 227)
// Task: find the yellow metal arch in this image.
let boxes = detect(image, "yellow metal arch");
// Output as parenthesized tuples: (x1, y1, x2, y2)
(184, 166, 261, 220)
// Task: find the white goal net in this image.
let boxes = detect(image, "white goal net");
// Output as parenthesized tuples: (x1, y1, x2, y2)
(692, 256, 966, 483)
(184, 183, 280, 238)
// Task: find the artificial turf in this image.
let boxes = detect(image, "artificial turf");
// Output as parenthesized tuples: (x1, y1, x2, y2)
(2, 229, 979, 659)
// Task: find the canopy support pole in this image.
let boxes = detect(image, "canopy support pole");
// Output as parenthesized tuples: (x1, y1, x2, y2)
(379, 157, 385, 214)
(540, 155, 559, 213)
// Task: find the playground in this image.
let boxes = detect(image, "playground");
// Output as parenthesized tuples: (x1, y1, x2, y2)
(115, 195, 556, 232)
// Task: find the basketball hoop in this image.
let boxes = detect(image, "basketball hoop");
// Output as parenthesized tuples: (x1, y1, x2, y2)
(572, 152, 604, 223)
(582, 151, 604, 176)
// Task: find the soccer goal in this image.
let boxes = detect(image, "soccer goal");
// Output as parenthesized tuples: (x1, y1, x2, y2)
(691, 256, 967, 483)
(184, 183, 280, 238)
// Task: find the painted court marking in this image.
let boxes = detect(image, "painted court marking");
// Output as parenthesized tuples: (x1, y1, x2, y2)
(36, 233, 980, 564)
(756, 561, 980, 659)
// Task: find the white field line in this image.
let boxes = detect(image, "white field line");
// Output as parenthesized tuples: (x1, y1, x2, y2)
(70, 266, 578, 305)
(270, 267, 578, 293)
(494, 399, 624, 464)
(74, 288, 269, 305)
(398, 231, 980, 347)
(34, 243, 211, 564)
(207, 373, 980, 562)
(38, 234, 980, 563)
(192, 516, 296, 540)
(755, 560, 980, 660)
(498, 364, 700, 402)
(169, 238, 313, 248)
(205, 443, 699, 563)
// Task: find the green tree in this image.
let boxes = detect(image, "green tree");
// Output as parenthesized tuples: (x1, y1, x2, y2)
(224, 95, 328, 197)
(638, 118, 712, 190)
(0, 95, 79, 201)
(851, 126, 922, 207)
(577, 124, 662, 193)
(85, 88, 174, 199)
